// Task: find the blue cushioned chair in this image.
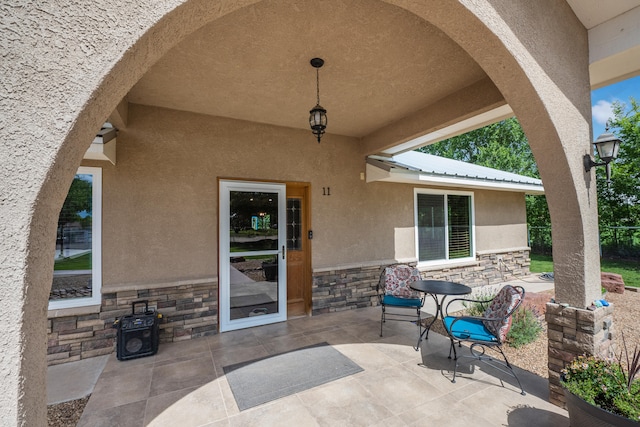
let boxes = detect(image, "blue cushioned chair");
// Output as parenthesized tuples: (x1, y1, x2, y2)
(377, 264, 425, 337)
(443, 285, 526, 395)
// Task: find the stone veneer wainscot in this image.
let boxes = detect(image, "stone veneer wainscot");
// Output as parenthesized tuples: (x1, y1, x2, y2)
(47, 280, 218, 365)
(546, 302, 615, 408)
(47, 249, 529, 365)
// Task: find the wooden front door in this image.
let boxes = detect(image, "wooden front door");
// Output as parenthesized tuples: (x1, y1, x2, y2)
(286, 184, 311, 317)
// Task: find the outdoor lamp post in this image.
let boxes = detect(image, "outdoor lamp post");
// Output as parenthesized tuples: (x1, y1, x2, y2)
(584, 130, 621, 182)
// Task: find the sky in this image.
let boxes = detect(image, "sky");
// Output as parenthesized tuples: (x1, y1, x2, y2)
(591, 75, 640, 140)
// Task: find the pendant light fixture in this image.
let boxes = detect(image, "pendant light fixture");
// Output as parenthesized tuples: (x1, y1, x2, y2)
(309, 58, 327, 143)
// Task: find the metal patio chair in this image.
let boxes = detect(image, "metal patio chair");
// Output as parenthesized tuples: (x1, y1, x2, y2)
(443, 284, 526, 395)
(377, 264, 425, 337)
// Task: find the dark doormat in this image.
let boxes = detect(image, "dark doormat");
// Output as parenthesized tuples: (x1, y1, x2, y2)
(223, 342, 363, 411)
(230, 294, 277, 320)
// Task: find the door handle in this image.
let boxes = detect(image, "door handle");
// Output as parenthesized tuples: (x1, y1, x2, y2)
(282, 245, 285, 260)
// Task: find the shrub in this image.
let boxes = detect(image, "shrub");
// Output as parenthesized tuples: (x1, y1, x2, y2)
(462, 288, 497, 317)
(507, 306, 543, 348)
(562, 334, 640, 420)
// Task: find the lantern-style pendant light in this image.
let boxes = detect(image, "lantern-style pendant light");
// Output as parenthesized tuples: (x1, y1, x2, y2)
(309, 58, 327, 143)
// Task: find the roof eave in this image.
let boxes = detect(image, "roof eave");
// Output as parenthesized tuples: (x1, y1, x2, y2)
(366, 163, 545, 195)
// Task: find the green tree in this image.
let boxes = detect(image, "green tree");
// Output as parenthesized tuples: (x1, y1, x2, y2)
(597, 98, 640, 256)
(57, 176, 92, 257)
(419, 118, 538, 178)
(418, 102, 640, 257)
(418, 117, 549, 229)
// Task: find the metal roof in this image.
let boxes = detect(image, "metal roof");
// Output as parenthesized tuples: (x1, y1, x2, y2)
(366, 151, 545, 195)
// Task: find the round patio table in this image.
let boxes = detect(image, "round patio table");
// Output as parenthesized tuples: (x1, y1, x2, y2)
(410, 280, 472, 350)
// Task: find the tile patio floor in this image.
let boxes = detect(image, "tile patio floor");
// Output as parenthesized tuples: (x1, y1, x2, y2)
(74, 305, 569, 426)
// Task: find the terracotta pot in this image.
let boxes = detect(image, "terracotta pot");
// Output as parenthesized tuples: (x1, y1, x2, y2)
(563, 387, 640, 427)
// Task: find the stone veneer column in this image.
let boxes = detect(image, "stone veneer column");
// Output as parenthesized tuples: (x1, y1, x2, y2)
(546, 302, 615, 407)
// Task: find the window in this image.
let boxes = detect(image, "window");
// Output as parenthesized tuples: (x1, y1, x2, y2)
(49, 167, 102, 310)
(415, 189, 474, 264)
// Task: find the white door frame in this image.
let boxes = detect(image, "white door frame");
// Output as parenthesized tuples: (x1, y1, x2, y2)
(219, 180, 287, 332)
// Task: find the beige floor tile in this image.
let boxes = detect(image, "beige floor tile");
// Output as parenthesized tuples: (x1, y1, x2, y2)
(217, 375, 240, 417)
(226, 395, 319, 427)
(84, 364, 153, 413)
(338, 322, 387, 343)
(70, 305, 568, 426)
(297, 376, 394, 426)
(370, 415, 409, 427)
(154, 336, 212, 362)
(400, 395, 497, 427)
(101, 351, 156, 374)
(369, 338, 422, 364)
(211, 343, 269, 376)
(379, 319, 423, 340)
(250, 321, 299, 339)
(144, 380, 228, 426)
(457, 376, 568, 426)
(501, 403, 569, 426)
(407, 348, 490, 394)
(302, 326, 363, 346)
(260, 332, 314, 355)
(354, 366, 442, 415)
(207, 328, 260, 351)
(202, 420, 231, 427)
(77, 399, 147, 427)
(333, 342, 401, 372)
(290, 319, 343, 336)
(149, 355, 217, 397)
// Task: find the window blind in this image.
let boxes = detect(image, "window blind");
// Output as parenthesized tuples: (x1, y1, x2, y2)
(417, 193, 445, 261)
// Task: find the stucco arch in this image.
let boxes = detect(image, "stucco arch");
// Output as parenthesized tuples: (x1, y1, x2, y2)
(0, 1, 599, 424)
(384, 1, 600, 308)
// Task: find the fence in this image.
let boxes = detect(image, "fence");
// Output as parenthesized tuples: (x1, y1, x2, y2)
(528, 226, 640, 259)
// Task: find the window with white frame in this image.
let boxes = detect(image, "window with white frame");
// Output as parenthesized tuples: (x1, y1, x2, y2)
(415, 189, 474, 264)
(49, 167, 102, 309)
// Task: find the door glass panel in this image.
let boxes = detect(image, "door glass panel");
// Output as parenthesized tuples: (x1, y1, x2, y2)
(229, 191, 278, 251)
(287, 198, 302, 250)
(228, 190, 279, 320)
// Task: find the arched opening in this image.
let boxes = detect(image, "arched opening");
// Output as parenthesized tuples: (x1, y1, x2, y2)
(2, 1, 602, 424)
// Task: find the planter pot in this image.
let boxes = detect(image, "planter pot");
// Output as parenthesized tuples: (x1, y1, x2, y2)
(563, 387, 640, 427)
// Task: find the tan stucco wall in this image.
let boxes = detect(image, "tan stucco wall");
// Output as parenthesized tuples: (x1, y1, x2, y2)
(474, 190, 527, 253)
(102, 104, 410, 286)
(100, 105, 529, 288)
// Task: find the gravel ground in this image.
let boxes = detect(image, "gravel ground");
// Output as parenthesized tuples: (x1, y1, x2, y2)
(47, 288, 640, 426)
(430, 288, 640, 379)
(47, 396, 89, 427)
(502, 289, 640, 378)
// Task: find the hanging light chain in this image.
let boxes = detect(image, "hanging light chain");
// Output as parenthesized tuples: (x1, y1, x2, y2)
(316, 67, 320, 105)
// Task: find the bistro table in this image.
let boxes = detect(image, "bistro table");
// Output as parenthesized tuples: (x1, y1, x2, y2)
(409, 280, 472, 350)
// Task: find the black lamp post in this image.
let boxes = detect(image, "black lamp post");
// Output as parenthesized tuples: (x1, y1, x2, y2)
(584, 130, 621, 182)
(309, 58, 327, 143)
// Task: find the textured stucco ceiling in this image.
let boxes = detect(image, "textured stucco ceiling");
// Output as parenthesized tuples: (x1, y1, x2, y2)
(127, 0, 487, 138)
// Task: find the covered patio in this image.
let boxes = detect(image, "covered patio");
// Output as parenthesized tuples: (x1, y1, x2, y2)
(3, 1, 640, 425)
(65, 296, 567, 426)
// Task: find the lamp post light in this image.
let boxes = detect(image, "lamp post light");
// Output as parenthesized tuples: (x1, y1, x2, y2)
(584, 130, 622, 182)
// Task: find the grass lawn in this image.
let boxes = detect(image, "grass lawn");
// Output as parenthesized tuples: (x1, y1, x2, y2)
(54, 253, 91, 270)
(530, 253, 640, 288)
